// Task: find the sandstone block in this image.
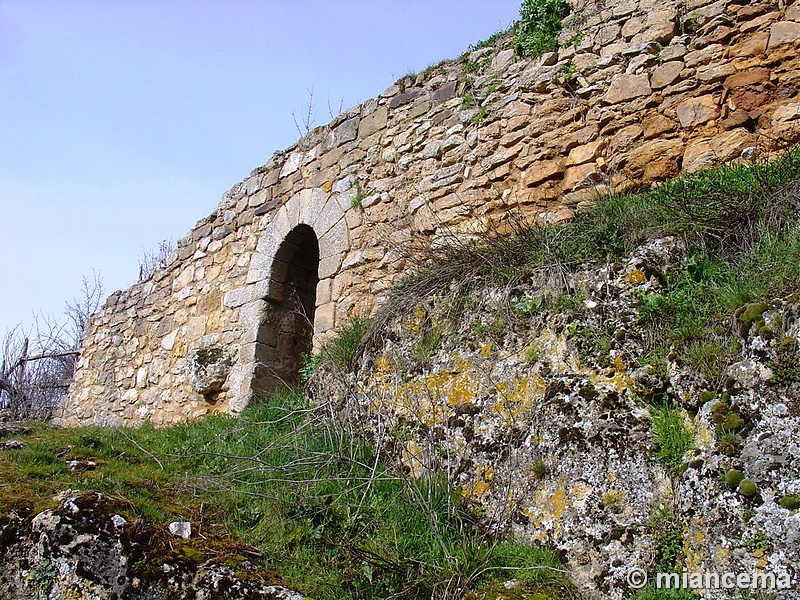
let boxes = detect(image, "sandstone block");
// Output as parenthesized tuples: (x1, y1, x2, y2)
(410, 100, 431, 119)
(561, 123, 599, 152)
(185, 316, 208, 341)
(621, 16, 645, 38)
(660, 43, 687, 61)
(603, 73, 651, 104)
(730, 31, 770, 58)
(724, 67, 771, 89)
(682, 128, 754, 172)
(608, 124, 644, 153)
(491, 49, 515, 72)
(676, 95, 718, 127)
(772, 103, 800, 122)
(358, 106, 388, 139)
(566, 140, 605, 166)
(524, 159, 563, 186)
(643, 113, 678, 138)
(626, 138, 684, 181)
(388, 89, 421, 109)
(423, 141, 442, 158)
(631, 21, 678, 45)
(720, 111, 754, 130)
(562, 163, 601, 191)
(519, 64, 559, 92)
(696, 63, 736, 83)
(314, 302, 336, 335)
(650, 61, 684, 89)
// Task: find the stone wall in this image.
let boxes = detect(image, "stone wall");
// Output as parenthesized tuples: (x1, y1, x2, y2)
(58, 0, 800, 426)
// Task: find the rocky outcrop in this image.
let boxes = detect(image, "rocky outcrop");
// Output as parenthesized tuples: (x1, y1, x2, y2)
(60, 0, 800, 427)
(0, 492, 303, 600)
(310, 235, 800, 598)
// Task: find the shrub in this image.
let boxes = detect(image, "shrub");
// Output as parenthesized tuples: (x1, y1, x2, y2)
(513, 0, 571, 57)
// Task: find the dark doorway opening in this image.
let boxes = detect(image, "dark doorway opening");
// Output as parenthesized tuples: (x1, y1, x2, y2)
(253, 224, 319, 395)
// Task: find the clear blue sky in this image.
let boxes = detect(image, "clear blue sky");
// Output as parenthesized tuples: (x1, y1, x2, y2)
(0, 0, 521, 338)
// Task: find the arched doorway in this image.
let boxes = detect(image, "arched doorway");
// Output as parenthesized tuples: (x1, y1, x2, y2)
(253, 224, 319, 395)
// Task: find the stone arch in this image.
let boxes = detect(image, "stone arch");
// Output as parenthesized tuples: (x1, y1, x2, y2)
(229, 187, 350, 407)
(252, 224, 319, 394)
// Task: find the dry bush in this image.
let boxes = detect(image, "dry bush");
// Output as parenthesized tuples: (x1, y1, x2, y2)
(1, 273, 103, 421)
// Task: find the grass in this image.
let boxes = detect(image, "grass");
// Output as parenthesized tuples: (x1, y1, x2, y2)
(650, 401, 694, 475)
(305, 315, 372, 378)
(366, 147, 800, 387)
(0, 391, 576, 600)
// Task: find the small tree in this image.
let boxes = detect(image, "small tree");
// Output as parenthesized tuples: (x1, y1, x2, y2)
(0, 272, 103, 421)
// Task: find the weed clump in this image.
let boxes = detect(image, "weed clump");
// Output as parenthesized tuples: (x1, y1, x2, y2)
(513, 0, 571, 57)
(651, 402, 694, 475)
(779, 494, 800, 510)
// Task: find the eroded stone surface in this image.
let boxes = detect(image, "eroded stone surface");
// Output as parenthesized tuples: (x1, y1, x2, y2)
(310, 236, 800, 598)
(0, 492, 304, 599)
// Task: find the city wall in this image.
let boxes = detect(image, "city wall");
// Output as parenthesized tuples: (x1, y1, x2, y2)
(58, 0, 800, 426)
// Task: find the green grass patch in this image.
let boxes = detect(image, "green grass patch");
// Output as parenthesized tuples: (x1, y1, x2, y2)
(300, 316, 372, 381)
(650, 402, 694, 475)
(0, 391, 574, 599)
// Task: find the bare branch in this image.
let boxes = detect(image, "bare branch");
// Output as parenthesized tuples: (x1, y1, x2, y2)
(292, 88, 316, 137)
(139, 240, 174, 282)
(1, 272, 103, 420)
(327, 94, 345, 120)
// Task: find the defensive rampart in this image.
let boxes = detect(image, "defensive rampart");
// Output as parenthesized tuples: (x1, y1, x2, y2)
(58, 0, 800, 426)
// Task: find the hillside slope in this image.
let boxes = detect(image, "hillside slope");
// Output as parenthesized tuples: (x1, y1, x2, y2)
(309, 149, 800, 598)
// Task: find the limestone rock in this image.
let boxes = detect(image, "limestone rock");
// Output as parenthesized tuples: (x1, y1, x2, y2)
(0, 492, 304, 599)
(185, 346, 230, 396)
(168, 521, 192, 539)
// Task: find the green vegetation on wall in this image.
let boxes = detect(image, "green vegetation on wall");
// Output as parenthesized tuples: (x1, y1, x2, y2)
(651, 402, 694, 475)
(513, 0, 571, 57)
